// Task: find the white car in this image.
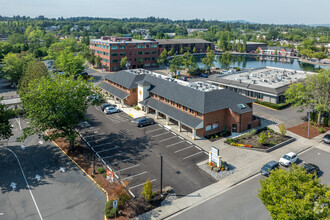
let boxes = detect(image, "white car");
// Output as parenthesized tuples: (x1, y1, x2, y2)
(104, 106, 120, 114)
(279, 152, 298, 167)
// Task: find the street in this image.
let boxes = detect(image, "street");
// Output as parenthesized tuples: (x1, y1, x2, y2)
(171, 147, 330, 220)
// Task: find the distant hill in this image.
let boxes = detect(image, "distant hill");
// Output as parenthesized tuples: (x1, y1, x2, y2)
(222, 20, 258, 24)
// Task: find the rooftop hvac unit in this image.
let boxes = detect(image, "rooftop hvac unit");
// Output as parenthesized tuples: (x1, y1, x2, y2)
(252, 80, 256, 84)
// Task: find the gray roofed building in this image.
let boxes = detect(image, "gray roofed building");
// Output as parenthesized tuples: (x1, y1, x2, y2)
(99, 82, 129, 100)
(104, 70, 146, 89)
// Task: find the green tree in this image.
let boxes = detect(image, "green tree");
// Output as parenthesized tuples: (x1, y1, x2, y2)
(201, 50, 215, 73)
(274, 50, 278, 55)
(169, 56, 183, 74)
(180, 47, 184, 54)
(120, 56, 128, 69)
(18, 61, 48, 95)
(1, 52, 36, 83)
(278, 124, 287, 136)
(0, 97, 15, 140)
(242, 38, 247, 53)
(157, 49, 168, 65)
(169, 48, 175, 56)
(141, 178, 153, 201)
(220, 51, 233, 69)
(20, 75, 94, 151)
(96, 56, 102, 68)
(182, 52, 198, 73)
(193, 47, 197, 54)
(42, 32, 58, 48)
(256, 48, 260, 54)
(258, 131, 266, 144)
(285, 70, 330, 124)
(55, 48, 85, 75)
(258, 164, 330, 220)
(313, 52, 327, 61)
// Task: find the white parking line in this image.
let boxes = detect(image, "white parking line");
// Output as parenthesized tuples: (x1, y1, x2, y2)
(158, 124, 163, 127)
(182, 151, 203, 160)
(115, 164, 140, 173)
(109, 158, 132, 165)
(158, 136, 177, 143)
(102, 153, 124, 159)
(93, 142, 112, 148)
(88, 137, 112, 144)
(15, 118, 22, 130)
(174, 146, 193, 153)
(83, 133, 105, 139)
(186, 141, 192, 144)
(166, 141, 185, 148)
(171, 132, 177, 135)
(179, 136, 184, 140)
(121, 171, 147, 181)
(145, 128, 163, 133)
(96, 146, 119, 153)
(194, 146, 202, 150)
(129, 179, 156, 190)
(152, 132, 170, 138)
(165, 128, 169, 131)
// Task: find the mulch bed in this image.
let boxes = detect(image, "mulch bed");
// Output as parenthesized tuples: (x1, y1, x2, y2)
(50, 133, 165, 219)
(288, 122, 329, 139)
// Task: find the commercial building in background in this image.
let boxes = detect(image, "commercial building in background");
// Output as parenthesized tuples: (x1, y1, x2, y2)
(99, 69, 259, 139)
(207, 67, 315, 104)
(229, 40, 267, 53)
(257, 46, 295, 56)
(157, 39, 214, 54)
(90, 36, 158, 71)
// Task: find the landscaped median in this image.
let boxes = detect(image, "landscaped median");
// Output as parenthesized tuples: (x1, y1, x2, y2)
(47, 131, 167, 219)
(254, 100, 290, 110)
(225, 126, 295, 152)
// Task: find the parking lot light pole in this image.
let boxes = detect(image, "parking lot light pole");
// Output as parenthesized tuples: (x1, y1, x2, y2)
(160, 154, 163, 196)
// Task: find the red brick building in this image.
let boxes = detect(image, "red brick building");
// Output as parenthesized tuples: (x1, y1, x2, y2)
(90, 36, 159, 71)
(99, 69, 260, 139)
(157, 38, 214, 54)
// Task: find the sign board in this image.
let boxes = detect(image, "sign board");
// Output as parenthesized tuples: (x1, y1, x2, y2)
(211, 146, 219, 164)
(106, 170, 114, 182)
(113, 200, 118, 209)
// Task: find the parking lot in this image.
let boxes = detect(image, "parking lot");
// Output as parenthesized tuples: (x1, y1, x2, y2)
(77, 105, 216, 197)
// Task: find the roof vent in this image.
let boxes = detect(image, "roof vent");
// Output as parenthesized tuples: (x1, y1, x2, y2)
(237, 104, 246, 109)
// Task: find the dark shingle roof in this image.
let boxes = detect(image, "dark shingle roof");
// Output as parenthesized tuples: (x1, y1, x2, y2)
(140, 98, 204, 129)
(104, 70, 145, 89)
(99, 82, 129, 99)
(138, 75, 254, 114)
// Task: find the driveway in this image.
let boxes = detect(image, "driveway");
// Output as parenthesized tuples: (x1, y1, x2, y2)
(78, 106, 216, 198)
(0, 118, 106, 220)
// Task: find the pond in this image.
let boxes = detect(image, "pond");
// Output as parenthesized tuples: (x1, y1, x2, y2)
(195, 54, 328, 72)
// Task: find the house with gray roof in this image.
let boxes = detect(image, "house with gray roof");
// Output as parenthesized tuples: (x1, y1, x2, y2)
(99, 69, 260, 139)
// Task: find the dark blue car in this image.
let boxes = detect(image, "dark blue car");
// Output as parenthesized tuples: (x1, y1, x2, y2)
(199, 73, 208, 78)
(260, 161, 279, 176)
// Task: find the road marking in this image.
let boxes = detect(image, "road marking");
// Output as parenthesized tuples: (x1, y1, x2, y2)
(182, 151, 203, 160)
(194, 146, 202, 150)
(204, 152, 209, 155)
(1, 148, 43, 220)
(179, 136, 184, 140)
(102, 153, 124, 159)
(83, 133, 105, 139)
(174, 146, 193, 153)
(145, 128, 163, 133)
(165, 128, 169, 131)
(151, 132, 170, 138)
(186, 141, 192, 144)
(171, 132, 177, 135)
(88, 137, 112, 144)
(115, 164, 140, 173)
(0, 213, 3, 216)
(158, 124, 163, 127)
(15, 117, 22, 130)
(96, 146, 119, 153)
(121, 171, 147, 181)
(158, 136, 177, 143)
(129, 179, 156, 189)
(93, 142, 112, 148)
(166, 141, 185, 148)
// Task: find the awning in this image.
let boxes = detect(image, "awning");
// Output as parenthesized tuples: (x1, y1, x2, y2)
(99, 82, 129, 100)
(140, 98, 204, 129)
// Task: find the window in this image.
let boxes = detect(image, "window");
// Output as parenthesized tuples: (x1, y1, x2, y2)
(212, 123, 219, 129)
(111, 46, 118, 49)
(120, 46, 125, 49)
(152, 57, 157, 61)
(197, 112, 202, 117)
(137, 45, 143, 48)
(111, 53, 118, 56)
(152, 51, 157, 54)
(206, 124, 212, 131)
(232, 124, 237, 132)
(145, 51, 150, 55)
(152, 44, 157, 48)
(111, 60, 118, 63)
(145, 63, 150, 67)
(132, 88, 137, 92)
(138, 51, 143, 55)
(119, 52, 126, 56)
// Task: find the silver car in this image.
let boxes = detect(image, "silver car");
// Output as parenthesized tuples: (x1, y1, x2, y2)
(323, 134, 330, 144)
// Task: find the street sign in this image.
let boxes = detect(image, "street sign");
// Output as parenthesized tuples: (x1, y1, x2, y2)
(211, 146, 219, 163)
(113, 200, 118, 209)
(106, 170, 114, 182)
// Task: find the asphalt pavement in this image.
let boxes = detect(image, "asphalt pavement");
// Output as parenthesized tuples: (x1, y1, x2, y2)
(171, 147, 330, 220)
(0, 117, 106, 220)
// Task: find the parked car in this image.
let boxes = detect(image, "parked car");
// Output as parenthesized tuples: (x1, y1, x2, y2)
(104, 106, 120, 114)
(101, 103, 116, 111)
(199, 73, 208, 78)
(134, 117, 155, 127)
(322, 134, 330, 144)
(279, 152, 298, 167)
(260, 161, 279, 176)
(302, 163, 320, 176)
(88, 94, 100, 102)
(179, 76, 187, 81)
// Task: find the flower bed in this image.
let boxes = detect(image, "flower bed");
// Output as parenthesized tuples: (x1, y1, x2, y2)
(225, 127, 291, 150)
(205, 131, 231, 142)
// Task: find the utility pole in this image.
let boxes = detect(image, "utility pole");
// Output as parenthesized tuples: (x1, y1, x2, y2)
(160, 154, 163, 196)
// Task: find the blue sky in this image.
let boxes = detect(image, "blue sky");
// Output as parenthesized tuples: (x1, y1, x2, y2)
(1, 0, 329, 24)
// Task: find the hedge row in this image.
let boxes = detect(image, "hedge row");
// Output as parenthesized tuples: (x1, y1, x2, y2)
(254, 100, 289, 110)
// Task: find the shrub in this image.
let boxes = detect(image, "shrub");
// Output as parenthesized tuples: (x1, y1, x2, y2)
(269, 141, 276, 146)
(225, 138, 233, 144)
(258, 132, 266, 144)
(215, 134, 219, 138)
(102, 173, 107, 178)
(318, 127, 325, 133)
(98, 167, 105, 174)
(135, 105, 141, 110)
(279, 124, 287, 136)
(141, 178, 153, 201)
(91, 174, 95, 178)
(250, 129, 257, 135)
(104, 200, 113, 218)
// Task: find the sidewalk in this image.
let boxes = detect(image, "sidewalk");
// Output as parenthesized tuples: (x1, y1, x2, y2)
(136, 123, 322, 219)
